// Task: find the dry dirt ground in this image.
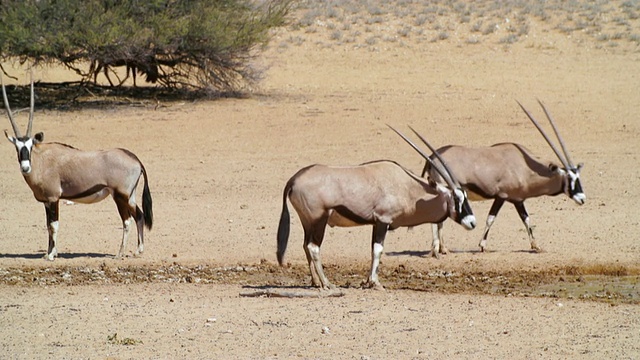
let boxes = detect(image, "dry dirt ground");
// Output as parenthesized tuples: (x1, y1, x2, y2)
(1, 1, 640, 359)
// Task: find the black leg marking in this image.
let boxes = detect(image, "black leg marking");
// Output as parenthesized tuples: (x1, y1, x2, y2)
(44, 201, 60, 261)
(513, 201, 542, 252)
(479, 198, 505, 251)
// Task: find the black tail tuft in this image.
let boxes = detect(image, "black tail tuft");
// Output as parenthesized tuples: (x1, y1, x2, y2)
(276, 180, 293, 266)
(141, 165, 153, 230)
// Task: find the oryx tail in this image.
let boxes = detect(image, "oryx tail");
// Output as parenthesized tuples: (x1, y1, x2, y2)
(141, 163, 153, 230)
(276, 177, 294, 266)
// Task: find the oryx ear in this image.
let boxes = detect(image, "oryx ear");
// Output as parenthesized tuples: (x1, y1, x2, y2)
(34, 132, 44, 143)
(576, 163, 584, 171)
(4, 129, 15, 143)
(434, 183, 449, 194)
(548, 163, 560, 173)
(426, 176, 437, 188)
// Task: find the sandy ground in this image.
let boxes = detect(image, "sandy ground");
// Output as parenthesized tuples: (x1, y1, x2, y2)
(1, 1, 640, 359)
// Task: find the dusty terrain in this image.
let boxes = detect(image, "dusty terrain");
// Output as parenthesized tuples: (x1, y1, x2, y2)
(1, 1, 639, 359)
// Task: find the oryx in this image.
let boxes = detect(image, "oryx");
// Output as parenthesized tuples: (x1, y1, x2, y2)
(422, 100, 585, 256)
(2, 74, 153, 260)
(276, 126, 476, 290)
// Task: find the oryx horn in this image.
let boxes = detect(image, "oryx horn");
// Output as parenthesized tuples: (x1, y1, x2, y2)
(26, 71, 34, 137)
(537, 99, 574, 168)
(407, 125, 462, 187)
(516, 100, 571, 170)
(387, 124, 457, 191)
(1, 74, 21, 137)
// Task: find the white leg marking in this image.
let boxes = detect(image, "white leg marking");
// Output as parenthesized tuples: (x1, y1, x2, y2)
(479, 215, 496, 251)
(368, 243, 384, 289)
(45, 221, 59, 261)
(524, 216, 543, 252)
(431, 223, 441, 258)
(307, 242, 333, 289)
(117, 217, 132, 259)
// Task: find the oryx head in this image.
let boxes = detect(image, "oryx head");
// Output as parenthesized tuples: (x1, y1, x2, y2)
(388, 125, 476, 230)
(2, 74, 43, 175)
(518, 100, 586, 205)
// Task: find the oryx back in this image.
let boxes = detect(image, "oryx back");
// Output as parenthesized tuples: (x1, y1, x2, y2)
(289, 161, 439, 228)
(426, 143, 563, 202)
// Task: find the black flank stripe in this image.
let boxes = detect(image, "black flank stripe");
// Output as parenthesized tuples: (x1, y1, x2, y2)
(334, 205, 375, 225)
(64, 185, 108, 200)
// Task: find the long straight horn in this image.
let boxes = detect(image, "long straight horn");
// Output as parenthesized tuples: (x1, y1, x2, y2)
(516, 100, 570, 170)
(537, 99, 574, 167)
(26, 71, 34, 137)
(386, 124, 457, 190)
(1, 74, 22, 137)
(407, 125, 461, 186)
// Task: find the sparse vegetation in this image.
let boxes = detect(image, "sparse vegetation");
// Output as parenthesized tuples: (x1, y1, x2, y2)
(290, 0, 640, 52)
(0, 0, 293, 92)
(107, 333, 142, 346)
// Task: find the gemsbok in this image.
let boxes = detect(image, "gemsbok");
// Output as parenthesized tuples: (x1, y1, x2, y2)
(276, 126, 476, 290)
(2, 75, 153, 260)
(422, 100, 585, 257)
(90, 57, 159, 87)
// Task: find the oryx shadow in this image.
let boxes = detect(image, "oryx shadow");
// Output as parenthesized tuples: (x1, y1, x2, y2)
(0, 252, 112, 260)
(385, 249, 486, 258)
(385, 248, 540, 258)
(239, 284, 347, 298)
(241, 284, 334, 291)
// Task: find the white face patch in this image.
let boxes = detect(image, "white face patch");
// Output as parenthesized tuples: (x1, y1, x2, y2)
(454, 188, 465, 214)
(461, 214, 476, 230)
(567, 171, 579, 191)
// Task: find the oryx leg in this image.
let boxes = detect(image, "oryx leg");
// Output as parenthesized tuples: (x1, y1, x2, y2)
(366, 221, 389, 290)
(513, 201, 543, 252)
(431, 222, 447, 259)
(44, 201, 59, 261)
(479, 198, 505, 252)
(113, 192, 140, 258)
(134, 205, 145, 254)
(129, 65, 137, 87)
(304, 216, 334, 289)
(103, 66, 115, 87)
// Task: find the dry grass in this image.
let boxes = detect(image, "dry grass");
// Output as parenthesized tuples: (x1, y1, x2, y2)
(284, 0, 640, 52)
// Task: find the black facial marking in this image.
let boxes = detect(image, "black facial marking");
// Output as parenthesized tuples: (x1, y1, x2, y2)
(18, 145, 30, 161)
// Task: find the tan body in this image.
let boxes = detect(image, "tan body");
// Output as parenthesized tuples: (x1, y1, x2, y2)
(292, 162, 451, 228)
(428, 143, 564, 202)
(25, 143, 146, 204)
(277, 158, 476, 290)
(3, 75, 153, 261)
(422, 102, 585, 256)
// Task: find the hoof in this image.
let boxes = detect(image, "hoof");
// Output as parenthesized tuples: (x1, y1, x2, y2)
(531, 241, 545, 253)
(362, 280, 385, 291)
